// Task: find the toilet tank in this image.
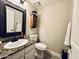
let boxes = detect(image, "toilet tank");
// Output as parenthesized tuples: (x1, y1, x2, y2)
(29, 34, 38, 41)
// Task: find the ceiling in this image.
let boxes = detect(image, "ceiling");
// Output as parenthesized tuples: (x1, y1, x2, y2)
(28, 0, 63, 8)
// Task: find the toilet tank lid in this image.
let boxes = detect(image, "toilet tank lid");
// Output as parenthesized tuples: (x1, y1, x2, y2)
(29, 34, 38, 37)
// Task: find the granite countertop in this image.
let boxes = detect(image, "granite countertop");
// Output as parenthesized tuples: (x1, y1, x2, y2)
(0, 40, 35, 59)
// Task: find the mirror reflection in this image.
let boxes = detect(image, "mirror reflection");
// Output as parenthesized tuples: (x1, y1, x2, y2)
(6, 6, 23, 33)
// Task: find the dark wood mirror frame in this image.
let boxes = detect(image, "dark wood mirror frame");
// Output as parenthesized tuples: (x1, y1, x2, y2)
(0, 0, 26, 38)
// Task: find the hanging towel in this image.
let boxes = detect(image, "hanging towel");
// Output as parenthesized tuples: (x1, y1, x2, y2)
(64, 22, 71, 46)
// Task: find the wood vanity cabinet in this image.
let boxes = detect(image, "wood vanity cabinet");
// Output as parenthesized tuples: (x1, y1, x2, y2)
(24, 44, 35, 59)
(19, 56, 24, 59)
(24, 43, 35, 59)
(25, 49, 35, 59)
(5, 44, 35, 59)
(6, 49, 24, 59)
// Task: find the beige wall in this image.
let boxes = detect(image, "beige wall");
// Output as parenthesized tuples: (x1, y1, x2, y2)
(39, 0, 72, 53)
(26, 2, 38, 35)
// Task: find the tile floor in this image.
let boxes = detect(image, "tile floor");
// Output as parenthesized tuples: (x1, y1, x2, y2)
(36, 51, 60, 59)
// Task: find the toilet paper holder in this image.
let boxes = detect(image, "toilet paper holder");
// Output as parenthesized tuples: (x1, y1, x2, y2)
(66, 45, 71, 50)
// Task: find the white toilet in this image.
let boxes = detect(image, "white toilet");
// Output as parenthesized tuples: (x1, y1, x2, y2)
(29, 34, 47, 59)
(35, 43, 47, 51)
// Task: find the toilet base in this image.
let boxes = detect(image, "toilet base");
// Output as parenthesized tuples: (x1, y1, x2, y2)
(35, 48, 44, 59)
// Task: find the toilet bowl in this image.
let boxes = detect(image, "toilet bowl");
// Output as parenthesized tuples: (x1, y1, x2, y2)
(35, 43, 47, 59)
(35, 43, 47, 51)
(29, 34, 47, 59)
(29, 34, 47, 50)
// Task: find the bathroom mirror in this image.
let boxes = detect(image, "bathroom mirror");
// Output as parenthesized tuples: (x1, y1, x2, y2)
(0, 0, 26, 38)
(6, 6, 23, 32)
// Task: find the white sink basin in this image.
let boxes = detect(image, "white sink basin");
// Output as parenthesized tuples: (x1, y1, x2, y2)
(4, 39, 28, 49)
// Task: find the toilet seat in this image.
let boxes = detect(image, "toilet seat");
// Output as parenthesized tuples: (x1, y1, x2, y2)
(35, 43, 47, 50)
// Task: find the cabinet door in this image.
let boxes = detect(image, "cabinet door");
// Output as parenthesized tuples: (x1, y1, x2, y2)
(25, 43, 35, 54)
(25, 49, 35, 59)
(5, 49, 24, 59)
(19, 56, 24, 59)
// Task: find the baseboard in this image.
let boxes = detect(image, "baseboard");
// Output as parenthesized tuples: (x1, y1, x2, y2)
(47, 49, 61, 59)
